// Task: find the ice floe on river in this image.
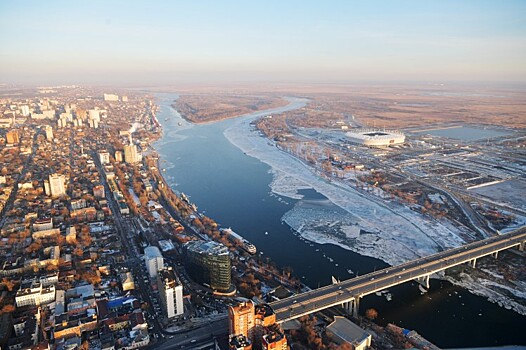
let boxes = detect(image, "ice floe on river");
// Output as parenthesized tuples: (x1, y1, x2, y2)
(224, 105, 466, 266)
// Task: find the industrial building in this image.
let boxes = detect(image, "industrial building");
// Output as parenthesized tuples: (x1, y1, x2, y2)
(326, 316, 372, 350)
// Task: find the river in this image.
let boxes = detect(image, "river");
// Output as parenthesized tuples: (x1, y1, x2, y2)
(152, 93, 526, 348)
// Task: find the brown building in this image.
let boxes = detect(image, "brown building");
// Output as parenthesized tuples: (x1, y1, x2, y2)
(261, 326, 287, 350)
(229, 300, 255, 340)
(229, 334, 252, 350)
(93, 185, 105, 199)
(6, 130, 20, 145)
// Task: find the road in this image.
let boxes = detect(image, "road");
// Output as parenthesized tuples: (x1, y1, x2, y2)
(152, 318, 227, 350)
(92, 152, 164, 338)
(270, 227, 526, 323)
(0, 129, 41, 227)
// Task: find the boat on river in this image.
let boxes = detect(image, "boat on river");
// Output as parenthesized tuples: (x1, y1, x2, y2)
(220, 228, 257, 254)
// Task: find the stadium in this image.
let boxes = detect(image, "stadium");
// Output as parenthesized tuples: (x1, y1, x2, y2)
(345, 129, 406, 147)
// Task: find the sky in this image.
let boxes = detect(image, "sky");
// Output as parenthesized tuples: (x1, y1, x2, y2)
(1, 0, 525, 85)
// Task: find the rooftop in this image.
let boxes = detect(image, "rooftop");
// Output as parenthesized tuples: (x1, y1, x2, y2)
(144, 246, 163, 259)
(327, 316, 371, 345)
(185, 240, 229, 256)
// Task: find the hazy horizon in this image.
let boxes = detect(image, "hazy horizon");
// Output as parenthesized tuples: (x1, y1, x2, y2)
(1, 0, 525, 86)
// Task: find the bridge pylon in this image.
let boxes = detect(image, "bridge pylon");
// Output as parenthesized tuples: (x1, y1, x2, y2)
(415, 274, 430, 289)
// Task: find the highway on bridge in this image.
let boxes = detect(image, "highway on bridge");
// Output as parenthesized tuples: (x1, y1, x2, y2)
(270, 227, 526, 323)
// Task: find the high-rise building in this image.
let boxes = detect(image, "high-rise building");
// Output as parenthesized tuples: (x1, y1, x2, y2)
(6, 130, 20, 145)
(88, 109, 100, 122)
(44, 125, 53, 141)
(115, 150, 123, 163)
(157, 267, 184, 318)
(124, 144, 139, 164)
(44, 180, 50, 196)
(228, 302, 287, 350)
(183, 240, 231, 292)
(88, 119, 99, 129)
(144, 246, 164, 278)
(48, 174, 66, 197)
(20, 105, 30, 117)
(98, 151, 110, 165)
(229, 300, 255, 340)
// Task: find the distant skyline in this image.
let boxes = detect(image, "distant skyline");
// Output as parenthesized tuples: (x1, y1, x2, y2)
(1, 0, 525, 85)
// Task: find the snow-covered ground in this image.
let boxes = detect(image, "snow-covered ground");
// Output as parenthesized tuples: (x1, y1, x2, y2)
(222, 100, 525, 314)
(224, 109, 467, 266)
(444, 273, 526, 315)
(156, 95, 525, 314)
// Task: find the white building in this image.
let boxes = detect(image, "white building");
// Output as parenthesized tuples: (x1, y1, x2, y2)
(33, 218, 53, 232)
(345, 129, 405, 147)
(144, 246, 163, 278)
(89, 119, 99, 129)
(20, 105, 30, 117)
(45, 125, 53, 141)
(88, 109, 100, 122)
(15, 282, 56, 307)
(104, 93, 119, 101)
(49, 173, 66, 197)
(157, 267, 184, 318)
(99, 150, 111, 165)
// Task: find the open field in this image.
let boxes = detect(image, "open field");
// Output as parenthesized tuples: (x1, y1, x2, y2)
(173, 94, 288, 124)
(166, 83, 526, 129)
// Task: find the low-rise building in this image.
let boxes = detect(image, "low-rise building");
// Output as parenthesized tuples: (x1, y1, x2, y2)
(15, 281, 56, 307)
(120, 272, 135, 292)
(326, 316, 372, 350)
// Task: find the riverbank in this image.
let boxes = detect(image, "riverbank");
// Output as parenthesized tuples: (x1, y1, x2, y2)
(220, 97, 526, 317)
(151, 92, 526, 347)
(172, 94, 289, 125)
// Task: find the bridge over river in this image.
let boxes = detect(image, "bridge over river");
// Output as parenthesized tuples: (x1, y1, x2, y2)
(270, 227, 526, 323)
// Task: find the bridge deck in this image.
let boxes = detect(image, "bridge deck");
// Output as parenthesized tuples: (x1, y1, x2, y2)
(270, 227, 526, 323)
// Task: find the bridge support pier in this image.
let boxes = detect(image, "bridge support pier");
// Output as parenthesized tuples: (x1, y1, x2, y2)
(492, 251, 499, 259)
(343, 297, 360, 318)
(415, 275, 430, 289)
(519, 242, 524, 251)
(469, 258, 477, 268)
